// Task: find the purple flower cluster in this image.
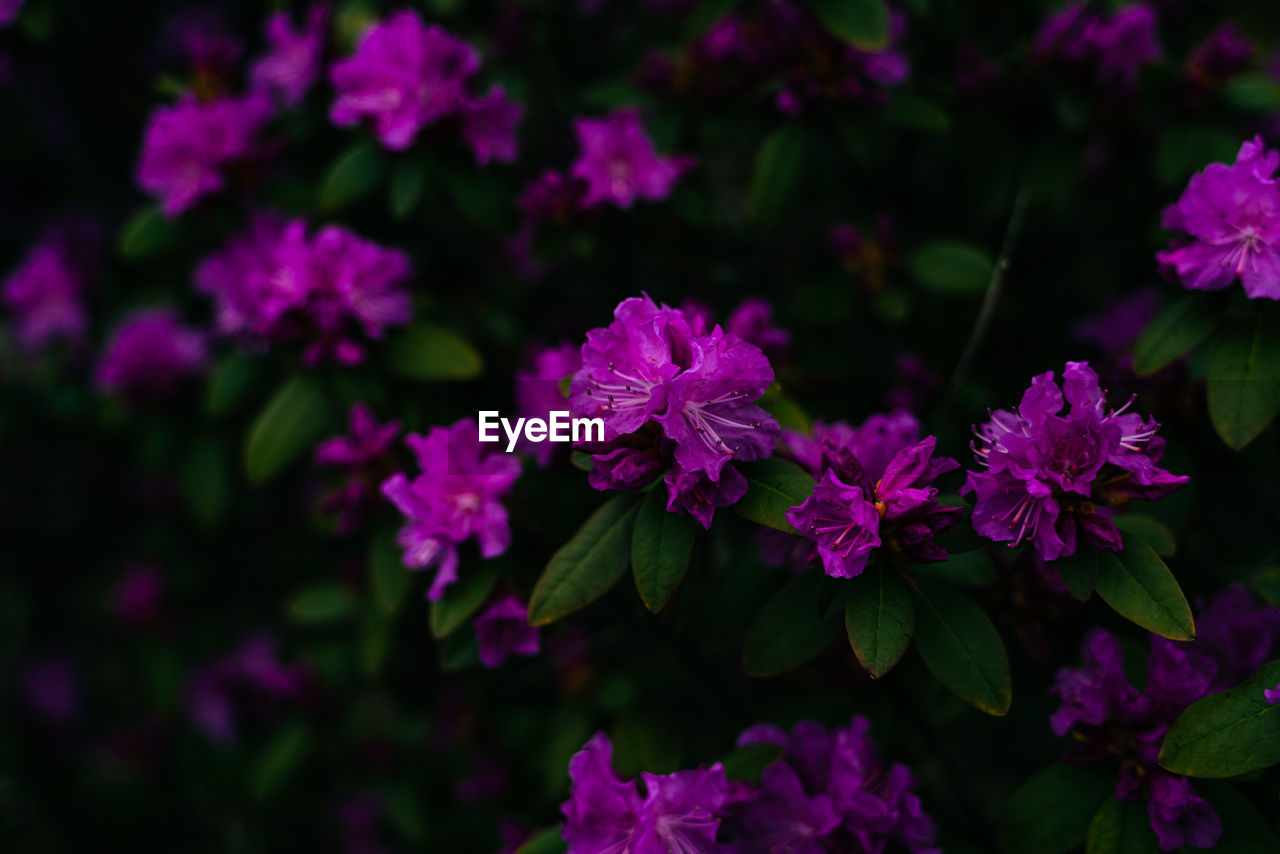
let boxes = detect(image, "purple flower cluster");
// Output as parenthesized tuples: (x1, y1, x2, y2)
(560, 717, 938, 853)
(2, 231, 88, 354)
(187, 635, 309, 743)
(195, 214, 412, 365)
(94, 308, 208, 404)
(568, 295, 781, 528)
(1186, 22, 1253, 88)
(1157, 135, 1280, 300)
(1034, 2, 1161, 91)
(250, 5, 329, 109)
(472, 594, 541, 668)
(964, 362, 1187, 562)
(380, 419, 521, 600)
(330, 10, 522, 163)
(315, 403, 402, 534)
(1050, 587, 1280, 849)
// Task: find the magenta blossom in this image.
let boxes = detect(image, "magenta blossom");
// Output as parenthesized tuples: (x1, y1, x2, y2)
(1187, 22, 1252, 86)
(1266, 682, 1280, 704)
(964, 362, 1187, 561)
(195, 214, 412, 364)
(187, 635, 308, 743)
(2, 234, 87, 354)
(315, 403, 402, 534)
(1035, 2, 1161, 91)
(329, 11, 479, 150)
(95, 308, 208, 403)
(515, 343, 581, 466)
(461, 85, 523, 165)
(113, 565, 166, 629)
(1157, 135, 1280, 300)
(0, 0, 22, 26)
(380, 419, 521, 600)
(250, 5, 328, 108)
(136, 93, 272, 217)
(473, 595, 541, 668)
(570, 110, 693, 208)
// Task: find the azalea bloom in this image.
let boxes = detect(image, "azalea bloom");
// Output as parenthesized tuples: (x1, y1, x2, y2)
(2, 234, 87, 353)
(461, 85, 523, 165)
(570, 110, 693, 208)
(95, 308, 208, 403)
(473, 595, 541, 668)
(514, 343, 581, 466)
(250, 5, 328, 108)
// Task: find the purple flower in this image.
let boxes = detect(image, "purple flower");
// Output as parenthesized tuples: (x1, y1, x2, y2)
(136, 93, 272, 216)
(461, 85, 523, 165)
(518, 170, 586, 220)
(1035, 3, 1161, 91)
(250, 5, 329, 108)
(329, 11, 479, 150)
(570, 109, 693, 208)
(1266, 682, 1280, 704)
(188, 635, 307, 743)
(782, 412, 921, 484)
(20, 656, 80, 728)
(195, 215, 412, 364)
(94, 308, 208, 403)
(1193, 585, 1280, 689)
(561, 732, 729, 854)
(785, 469, 882, 578)
(1157, 135, 1280, 300)
(1187, 22, 1252, 86)
(1072, 289, 1162, 357)
(964, 362, 1187, 561)
(0, 0, 23, 27)
(473, 595, 541, 668)
(112, 565, 166, 628)
(1146, 773, 1223, 850)
(380, 419, 521, 600)
(1050, 628, 1138, 736)
(734, 762, 840, 853)
(2, 234, 87, 353)
(664, 463, 748, 530)
(515, 343, 581, 466)
(315, 403, 402, 534)
(725, 298, 790, 360)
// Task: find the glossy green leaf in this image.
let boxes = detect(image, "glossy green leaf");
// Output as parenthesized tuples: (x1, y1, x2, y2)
(386, 322, 484, 381)
(1056, 547, 1098, 602)
(430, 559, 502, 638)
(907, 240, 994, 296)
(743, 571, 844, 677)
(1207, 317, 1280, 450)
(999, 762, 1113, 854)
(845, 565, 914, 678)
(1132, 294, 1217, 376)
(528, 495, 640, 626)
(1094, 534, 1194, 641)
(631, 486, 697, 613)
(909, 550, 996, 587)
(812, 0, 889, 50)
(912, 580, 1011, 715)
(244, 375, 329, 485)
(206, 352, 257, 416)
(317, 140, 386, 211)
(389, 159, 428, 220)
(749, 126, 809, 223)
(1113, 514, 1176, 558)
(1084, 796, 1158, 854)
(1159, 659, 1280, 778)
(732, 458, 816, 535)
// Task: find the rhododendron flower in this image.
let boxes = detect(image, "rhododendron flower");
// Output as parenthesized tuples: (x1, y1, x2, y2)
(782, 411, 921, 484)
(315, 403, 402, 533)
(1035, 2, 1161, 90)
(1266, 682, 1280, 704)
(380, 419, 521, 600)
(1187, 22, 1252, 86)
(136, 94, 272, 216)
(0, 0, 23, 27)
(473, 595, 541, 668)
(570, 110, 693, 208)
(112, 565, 166, 629)
(195, 214, 411, 364)
(461, 85, 523, 165)
(515, 343, 581, 466)
(95, 308, 208, 403)
(561, 732, 729, 853)
(2, 234, 87, 353)
(250, 5, 328, 108)
(965, 361, 1187, 561)
(187, 635, 308, 743)
(1157, 135, 1280, 299)
(329, 11, 479, 150)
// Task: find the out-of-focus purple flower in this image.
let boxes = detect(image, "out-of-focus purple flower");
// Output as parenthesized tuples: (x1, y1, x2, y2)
(112, 565, 166, 628)
(94, 308, 208, 403)
(561, 732, 729, 854)
(1146, 773, 1223, 850)
(20, 656, 80, 728)
(782, 411, 921, 483)
(964, 362, 1187, 561)
(462, 85, 523, 165)
(136, 93, 272, 217)
(1187, 21, 1252, 86)
(518, 170, 586, 221)
(473, 594, 541, 668)
(1035, 2, 1161, 91)
(329, 11, 479, 150)
(1050, 628, 1138, 736)
(1073, 289, 1162, 357)
(2, 234, 87, 353)
(315, 403, 402, 533)
(515, 343, 581, 465)
(0, 0, 23, 27)
(887, 353, 941, 413)
(188, 635, 307, 743)
(1266, 682, 1280, 704)
(570, 109, 693, 208)
(250, 5, 329, 108)
(195, 214, 412, 364)
(1157, 135, 1280, 300)
(1194, 585, 1280, 689)
(381, 419, 521, 600)
(726, 298, 790, 360)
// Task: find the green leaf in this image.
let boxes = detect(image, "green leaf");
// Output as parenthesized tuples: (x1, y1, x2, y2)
(244, 375, 329, 485)
(812, 0, 889, 50)
(514, 826, 568, 854)
(528, 495, 641, 626)
(430, 559, 501, 638)
(119, 205, 179, 259)
(1132, 294, 1218, 376)
(732, 458, 816, 534)
(317, 140, 386, 211)
(908, 550, 996, 587)
(1224, 74, 1280, 112)
(1208, 317, 1280, 450)
(1112, 514, 1176, 558)
(369, 531, 410, 615)
(631, 487, 697, 613)
(845, 565, 914, 678)
(743, 571, 844, 677)
(1094, 534, 1195, 641)
(749, 126, 809, 223)
(1248, 566, 1280, 607)
(1158, 659, 1280, 778)
(252, 723, 311, 801)
(912, 580, 1011, 715)
(181, 436, 230, 528)
(907, 240, 994, 296)
(1084, 797, 1158, 854)
(999, 762, 1113, 854)
(882, 91, 949, 133)
(286, 584, 355, 624)
(206, 352, 257, 416)
(1197, 781, 1280, 854)
(389, 159, 428, 220)
(719, 742, 783, 785)
(1056, 547, 1098, 602)
(386, 323, 485, 380)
